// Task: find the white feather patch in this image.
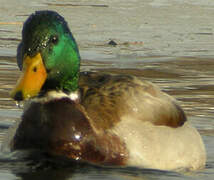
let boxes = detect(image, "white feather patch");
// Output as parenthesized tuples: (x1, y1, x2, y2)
(31, 90, 80, 103)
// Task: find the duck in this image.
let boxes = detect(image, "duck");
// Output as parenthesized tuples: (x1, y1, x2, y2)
(9, 10, 206, 171)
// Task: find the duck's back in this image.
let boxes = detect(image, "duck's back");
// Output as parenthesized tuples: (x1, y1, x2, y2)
(78, 72, 206, 171)
(79, 72, 186, 130)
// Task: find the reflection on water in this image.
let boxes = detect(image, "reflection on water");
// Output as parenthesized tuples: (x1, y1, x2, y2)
(0, 150, 200, 180)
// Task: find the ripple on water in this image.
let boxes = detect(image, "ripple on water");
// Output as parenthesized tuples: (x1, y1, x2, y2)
(1, 52, 214, 179)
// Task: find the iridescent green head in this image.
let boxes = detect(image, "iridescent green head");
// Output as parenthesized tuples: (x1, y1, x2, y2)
(11, 10, 81, 100)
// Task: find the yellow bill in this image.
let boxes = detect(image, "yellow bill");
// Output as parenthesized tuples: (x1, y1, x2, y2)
(10, 53, 47, 101)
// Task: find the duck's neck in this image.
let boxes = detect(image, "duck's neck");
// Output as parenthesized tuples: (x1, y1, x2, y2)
(42, 64, 80, 93)
(42, 34, 80, 93)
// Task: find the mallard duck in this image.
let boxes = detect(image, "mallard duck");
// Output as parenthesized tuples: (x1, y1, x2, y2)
(10, 10, 206, 171)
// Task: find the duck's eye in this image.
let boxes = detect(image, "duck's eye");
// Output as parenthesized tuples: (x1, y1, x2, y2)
(50, 35, 58, 45)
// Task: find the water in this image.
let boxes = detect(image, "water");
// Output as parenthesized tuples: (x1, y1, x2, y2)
(0, 0, 214, 179)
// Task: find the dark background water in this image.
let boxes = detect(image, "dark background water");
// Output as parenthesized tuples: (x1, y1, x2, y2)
(0, 0, 214, 179)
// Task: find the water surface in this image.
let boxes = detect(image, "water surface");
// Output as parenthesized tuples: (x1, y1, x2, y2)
(1, 0, 214, 179)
